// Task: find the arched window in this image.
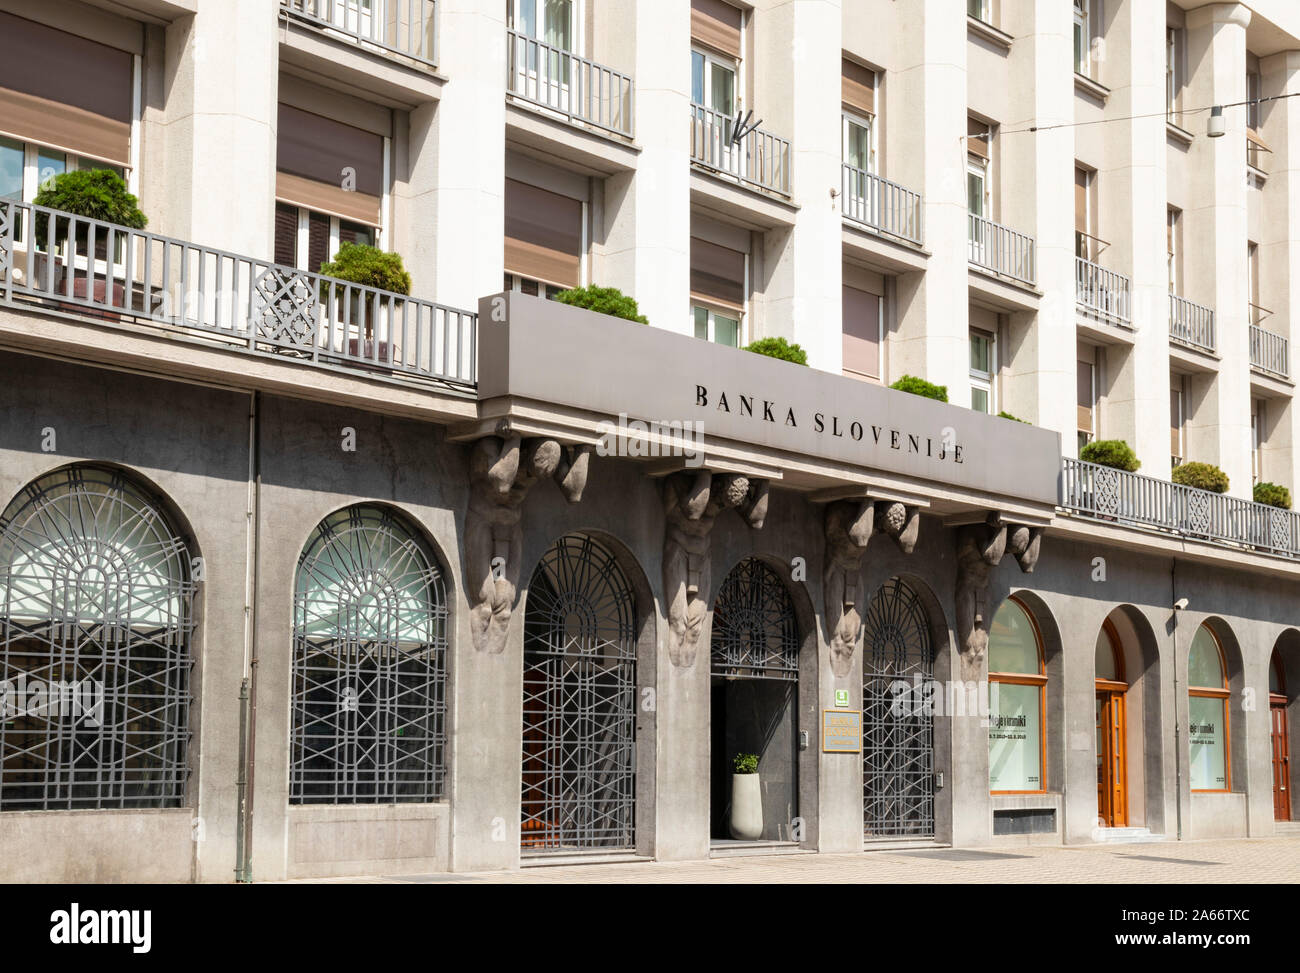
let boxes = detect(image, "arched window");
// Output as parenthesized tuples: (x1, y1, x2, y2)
(1095, 623, 1125, 684)
(987, 596, 1045, 793)
(292, 505, 448, 805)
(0, 465, 195, 811)
(1188, 624, 1230, 792)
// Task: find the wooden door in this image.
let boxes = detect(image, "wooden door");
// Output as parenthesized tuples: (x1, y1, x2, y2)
(1096, 690, 1128, 828)
(1273, 698, 1291, 822)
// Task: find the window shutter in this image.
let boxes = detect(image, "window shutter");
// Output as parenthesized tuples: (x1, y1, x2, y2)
(842, 285, 881, 380)
(504, 179, 584, 289)
(0, 12, 132, 166)
(276, 104, 384, 226)
(967, 117, 989, 161)
(1170, 387, 1182, 458)
(274, 203, 299, 267)
(842, 60, 875, 117)
(690, 237, 746, 312)
(1076, 360, 1094, 435)
(691, 0, 742, 59)
(1075, 167, 1089, 236)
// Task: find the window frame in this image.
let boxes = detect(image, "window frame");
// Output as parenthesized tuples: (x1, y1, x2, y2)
(969, 328, 996, 415)
(1166, 27, 1183, 120)
(1077, 358, 1097, 451)
(1188, 624, 1232, 794)
(988, 594, 1048, 796)
(277, 203, 379, 274)
(691, 302, 744, 348)
(1171, 376, 1185, 468)
(1073, 0, 1092, 79)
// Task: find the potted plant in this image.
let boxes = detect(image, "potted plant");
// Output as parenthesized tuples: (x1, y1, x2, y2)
(554, 284, 649, 324)
(729, 752, 762, 840)
(1076, 439, 1138, 520)
(317, 243, 412, 366)
(889, 375, 948, 402)
(33, 169, 147, 318)
(744, 336, 808, 365)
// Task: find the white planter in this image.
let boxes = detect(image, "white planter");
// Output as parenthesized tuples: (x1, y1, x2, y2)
(729, 772, 763, 840)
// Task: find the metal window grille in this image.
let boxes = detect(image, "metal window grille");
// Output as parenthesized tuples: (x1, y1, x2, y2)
(0, 465, 195, 811)
(521, 534, 638, 852)
(291, 505, 448, 805)
(862, 578, 935, 837)
(710, 558, 799, 681)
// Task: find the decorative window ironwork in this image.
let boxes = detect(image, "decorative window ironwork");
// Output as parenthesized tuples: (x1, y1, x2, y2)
(0, 465, 195, 811)
(710, 558, 799, 681)
(862, 577, 935, 837)
(291, 505, 448, 805)
(522, 533, 638, 852)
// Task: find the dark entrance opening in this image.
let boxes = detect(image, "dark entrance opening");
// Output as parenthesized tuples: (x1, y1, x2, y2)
(709, 558, 800, 843)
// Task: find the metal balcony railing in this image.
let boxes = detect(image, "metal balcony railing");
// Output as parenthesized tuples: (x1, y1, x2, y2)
(0, 200, 476, 390)
(840, 165, 923, 247)
(1061, 458, 1300, 559)
(1250, 323, 1290, 379)
(279, 0, 437, 67)
(506, 30, 633, 137)
(689, 103, 791, 197)
(967, 214, 1036, 286)
(1075, 257, 1131, 327)
(1169, 294, 1216, 354)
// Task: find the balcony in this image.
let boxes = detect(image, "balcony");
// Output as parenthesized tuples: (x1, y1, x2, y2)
(1250, 322, 1290, 379)
(840, 165, 923, 247)
(279, 0, 437, 67)
(1061, 458, 1300, 560)
(0, 200, 475, 391)
(689, 104, 791, 197)
(967, 214, 1036, 287)
(1074, 257, 1131, 328)
(1169, 294, 1216, 354)
(506, 30, 633, 138)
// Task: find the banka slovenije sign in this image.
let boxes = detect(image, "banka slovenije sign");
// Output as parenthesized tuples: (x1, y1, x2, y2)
(477, 293, 1062, 504)
(823, 710, 863, 753)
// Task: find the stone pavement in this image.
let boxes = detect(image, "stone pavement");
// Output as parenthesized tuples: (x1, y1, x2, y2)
(282, 837, 1300, 884)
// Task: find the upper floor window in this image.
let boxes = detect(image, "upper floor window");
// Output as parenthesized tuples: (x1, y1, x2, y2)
(691, 0, 742, 117)
(843, 282, 883, 383)
(968, 0, 990, 23)
(967, 118, 992, 217)
(690, 236, 746, 348)
(970, 329, 995, 414)
(505, 178, 586, 292)
(274, 103, 388, 273)
(1073, 0, 1092, 77)
(1077, 357, 1097, 451)
(1170, 375, 1185, 467)
(1166, 28, 1183, 120)
(509, 0, 575, 51)
(1167, 207, 1181, 293)
(841, 59, 876, 175)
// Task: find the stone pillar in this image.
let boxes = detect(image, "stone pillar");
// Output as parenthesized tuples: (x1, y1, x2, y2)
(888, 0, 969, 400)
(1097, 0, 1173, 478)
(601, 0, 692, 336)
(161, 2, 279, 257)
(1257, 51, 1300, 496)
(1183, 4, 1252, 496)
(397, 0, 506, 309)
(752, 0, 844, 370)
(1000, 0, 1076, 440)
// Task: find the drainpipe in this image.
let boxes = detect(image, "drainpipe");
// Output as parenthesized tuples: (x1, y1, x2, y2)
(1171, 557, 1183, 841)
(235, 391, 263, 882)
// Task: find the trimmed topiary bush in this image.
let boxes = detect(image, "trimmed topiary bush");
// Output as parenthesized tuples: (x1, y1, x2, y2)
(1254, 481, 1291, 510)
(998, 411, 1027, 423)
(1171, 461, 1229, 494)
(744, 336, 808, 366)
(318, 242, 412, 295)
(1080, 439, 1141, 473)
(554, 284, 649, 324)
(33, 168, 147, 251)
(890, 375, 948, 403)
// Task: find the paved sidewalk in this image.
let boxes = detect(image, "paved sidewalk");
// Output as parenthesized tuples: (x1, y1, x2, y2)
(283, 837, 1300, 884)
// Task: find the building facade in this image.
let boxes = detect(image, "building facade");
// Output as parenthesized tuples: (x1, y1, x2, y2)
(0, 0, 1298, 882)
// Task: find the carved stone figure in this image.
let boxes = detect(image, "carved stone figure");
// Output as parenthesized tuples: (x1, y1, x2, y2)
(823, 499, 874, 677)
(465, 435, 590, 654)
(876, 500, 921, 554)
(954, 513, 1044, 678)
(662, 470, 766, 668)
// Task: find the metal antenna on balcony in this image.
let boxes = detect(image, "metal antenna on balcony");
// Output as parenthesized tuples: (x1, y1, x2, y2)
(730, 109, 762, 146)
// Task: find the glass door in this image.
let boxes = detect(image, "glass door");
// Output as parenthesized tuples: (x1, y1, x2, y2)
(967, 160, 988, 265)
(511, 0, 576, 109)
(692, 50, 739, 177)
(843, 113, 874, 226)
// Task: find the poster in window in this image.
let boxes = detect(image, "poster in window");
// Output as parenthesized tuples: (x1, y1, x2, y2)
(1188, 695, 1227, 790)
(988, 682, 1042, 790)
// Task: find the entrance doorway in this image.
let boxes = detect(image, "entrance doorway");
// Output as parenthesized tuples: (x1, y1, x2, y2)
(520, 534, 638, 854)
(1095, 622, 1128, 828)
(1271, 650, 1291, 821)
(861, 578, 935, 837)
(709, 558, 800, 844)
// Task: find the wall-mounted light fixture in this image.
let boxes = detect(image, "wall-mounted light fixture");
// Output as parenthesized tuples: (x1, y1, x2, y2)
(1206, 105, 1226, 138)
